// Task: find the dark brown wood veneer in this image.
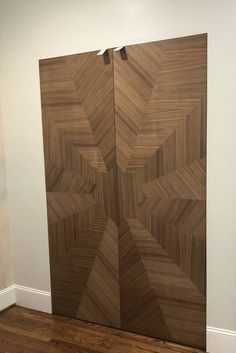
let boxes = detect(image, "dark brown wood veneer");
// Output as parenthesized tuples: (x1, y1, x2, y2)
(39, 33, 207, 349)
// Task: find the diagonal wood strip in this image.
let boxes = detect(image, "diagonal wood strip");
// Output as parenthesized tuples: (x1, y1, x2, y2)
(139, 159, 206, 200)
(77, 219, 120, 327)
(123, 219, 206, 348)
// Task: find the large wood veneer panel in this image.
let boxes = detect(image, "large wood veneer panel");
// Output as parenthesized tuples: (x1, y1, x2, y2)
(39, 33, 207, 349)
(39, 50, 120, 327)
(113, 34, 207, 349)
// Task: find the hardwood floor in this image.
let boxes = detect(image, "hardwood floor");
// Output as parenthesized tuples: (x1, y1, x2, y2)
(0, 306, 206, 353)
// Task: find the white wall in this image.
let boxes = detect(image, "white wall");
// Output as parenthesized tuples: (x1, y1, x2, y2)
(0, 0, 236, 348)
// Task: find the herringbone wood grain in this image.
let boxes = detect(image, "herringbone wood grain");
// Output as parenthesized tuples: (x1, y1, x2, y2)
(39, 34, 207, 349)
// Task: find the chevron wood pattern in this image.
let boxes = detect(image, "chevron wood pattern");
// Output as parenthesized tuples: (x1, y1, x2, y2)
(39, 34, 207, 349)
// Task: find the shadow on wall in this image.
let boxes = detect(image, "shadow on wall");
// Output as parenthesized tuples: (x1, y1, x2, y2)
(0, 114, 14, 290)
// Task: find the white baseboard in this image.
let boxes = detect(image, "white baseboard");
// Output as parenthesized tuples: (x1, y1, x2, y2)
(0, 284, 51, 313)
(0, 285, 16, 311)
(14, 285, 52, 313)
(207, 326, 236, 353)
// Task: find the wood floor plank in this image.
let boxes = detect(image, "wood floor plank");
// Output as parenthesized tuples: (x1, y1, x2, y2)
(0, 306, 206, 353)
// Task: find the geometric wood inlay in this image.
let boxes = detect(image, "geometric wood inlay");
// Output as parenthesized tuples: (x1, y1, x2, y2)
(39, 33, 207, 349)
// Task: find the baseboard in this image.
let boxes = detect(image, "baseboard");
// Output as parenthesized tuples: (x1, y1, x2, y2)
(207, 326, 236, 353)
(0, 285, 16, 311)
(14, 285, 52, 314)
(0, 284, 51, 313)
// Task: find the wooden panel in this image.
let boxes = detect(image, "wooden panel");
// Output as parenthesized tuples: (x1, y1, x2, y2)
(40, 33, 207, 349)
(113, 34, 207, 349)
(39, 49, 120, 327)
(0, 306, 206, 353)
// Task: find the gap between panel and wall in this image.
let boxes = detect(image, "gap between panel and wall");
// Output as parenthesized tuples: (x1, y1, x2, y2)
(0, 285, 235, 353)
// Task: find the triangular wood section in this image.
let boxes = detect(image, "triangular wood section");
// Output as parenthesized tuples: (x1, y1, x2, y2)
(77, 219, 120, 327)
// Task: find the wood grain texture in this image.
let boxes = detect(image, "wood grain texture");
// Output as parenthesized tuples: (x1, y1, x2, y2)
(114, 34, 207, 349)
(39, 49, 120, 324)
(39, 33, 207, 349)
(0, 306, 206, 353)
